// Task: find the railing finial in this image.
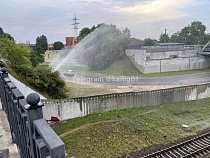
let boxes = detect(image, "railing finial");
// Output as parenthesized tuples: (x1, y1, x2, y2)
(25, 93, 41, 109)
(1, 67, 7, 73)
(0, 60, 6, 68)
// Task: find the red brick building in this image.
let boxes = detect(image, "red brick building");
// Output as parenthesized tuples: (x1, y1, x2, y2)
(65, 37, 75, 49)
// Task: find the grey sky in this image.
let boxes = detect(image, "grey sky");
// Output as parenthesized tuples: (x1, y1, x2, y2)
(1, 0, 210, 44)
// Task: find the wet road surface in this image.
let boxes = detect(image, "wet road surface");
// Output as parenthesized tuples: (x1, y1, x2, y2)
(64, 72, 210, 86)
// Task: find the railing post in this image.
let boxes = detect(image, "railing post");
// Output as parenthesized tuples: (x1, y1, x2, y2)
(11, 88, 25, 156)
(0, 67, 9, 110)
(0, 60, 5, 99)
(4, 79, 17, 144)
(20, 93, 44, 158)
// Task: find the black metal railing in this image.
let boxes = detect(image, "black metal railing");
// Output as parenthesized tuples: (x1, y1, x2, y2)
(0, 65, 65, 158)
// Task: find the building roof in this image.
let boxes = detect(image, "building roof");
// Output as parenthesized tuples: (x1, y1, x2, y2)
(155, 42, 184, 46)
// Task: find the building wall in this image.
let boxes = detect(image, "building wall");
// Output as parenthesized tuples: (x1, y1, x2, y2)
(66, 37, 75, 49)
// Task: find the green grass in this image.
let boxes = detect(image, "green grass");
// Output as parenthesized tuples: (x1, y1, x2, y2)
(65, 82, 113, 98)
(52, 98, 210, 158)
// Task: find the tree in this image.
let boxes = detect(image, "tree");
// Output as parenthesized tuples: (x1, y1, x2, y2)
(170, 33, 182, 43)
(78, 24, 130, 70)
(27, 65, 67, 98)
(144, 38, 156, 46)
(0, 38, 31, 73)
(159, 34, 169, 43)
(3, 33, 14, 41)
(53, 41, 64, 50)
(76, 23, 104, 43)
(33, 35, 47, 66)
(36, 35, 48, 51)
(30, 45, 45, 67)
(200, 34, 210, 44)
(0, 27, 3, 37)
(169, 21, 208, 45)
(76, 27, 92, 43)
(0, 27, 14, 40)
(121, 27, 131, 50)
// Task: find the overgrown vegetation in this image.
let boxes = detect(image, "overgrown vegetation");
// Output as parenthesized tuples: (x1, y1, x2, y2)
(52, 98, 210, 157)
(77, 24, 131, 70)
(0, 27, 67, 99)
(27, 66, 67, 99)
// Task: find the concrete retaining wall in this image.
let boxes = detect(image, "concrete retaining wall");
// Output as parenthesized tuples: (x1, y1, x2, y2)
(126, 49, 210, 74)
(148, 50, 199, 59)
(144, 56, 210, 74)
(42, 83, 210, 121)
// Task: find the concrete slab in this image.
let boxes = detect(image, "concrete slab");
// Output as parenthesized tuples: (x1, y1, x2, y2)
(0, 104, 19, 158)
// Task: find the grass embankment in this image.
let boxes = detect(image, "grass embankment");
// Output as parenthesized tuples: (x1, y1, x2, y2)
(52, 98, 210, 158)
(63, 55, 210, 78)
(65, 82, 113, 98)
(60, 55, 140, 77)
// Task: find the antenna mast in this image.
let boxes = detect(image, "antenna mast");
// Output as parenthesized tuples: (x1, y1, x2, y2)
(71, 12, 80, 41)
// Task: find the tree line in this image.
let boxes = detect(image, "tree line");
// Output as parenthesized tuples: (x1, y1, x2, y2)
(144, 21, 210, 46)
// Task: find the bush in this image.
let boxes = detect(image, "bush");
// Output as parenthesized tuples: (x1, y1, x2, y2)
(26, 65, 67, 99)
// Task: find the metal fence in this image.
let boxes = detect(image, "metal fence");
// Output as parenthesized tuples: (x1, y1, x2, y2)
(0, 66, 65, 158)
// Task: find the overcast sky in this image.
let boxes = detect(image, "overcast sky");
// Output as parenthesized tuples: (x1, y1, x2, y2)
(1, 0, 210, 44)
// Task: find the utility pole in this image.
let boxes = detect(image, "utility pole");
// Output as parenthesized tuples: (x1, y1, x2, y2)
(71, 12, 80, 42)
(164, 29, 167, 43)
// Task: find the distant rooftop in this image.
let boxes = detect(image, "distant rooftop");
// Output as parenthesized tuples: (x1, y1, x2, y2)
(129, 40, 144, 46)
(155, 42, 184, 46)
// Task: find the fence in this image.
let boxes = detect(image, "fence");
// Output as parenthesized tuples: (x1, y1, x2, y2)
(42, 83, 210, 121)
(0, 66, 65, 158)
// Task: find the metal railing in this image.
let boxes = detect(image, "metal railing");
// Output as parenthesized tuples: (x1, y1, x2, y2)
(0, 65, 65, 158)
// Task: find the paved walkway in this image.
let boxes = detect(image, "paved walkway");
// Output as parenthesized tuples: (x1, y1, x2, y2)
(0, 104, 19, 158)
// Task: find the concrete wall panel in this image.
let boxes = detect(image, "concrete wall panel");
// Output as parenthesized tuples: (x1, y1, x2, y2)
(185, 86, 197, 101)
(150, 52, 165, 59)
(144, 60, 160, 73)
(197, 85, 208, 99)
(173, 87, 186, 102)
(147, 90, 161, 106)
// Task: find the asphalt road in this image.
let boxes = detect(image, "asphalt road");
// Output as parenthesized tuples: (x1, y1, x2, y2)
(64, 72, 210, 86)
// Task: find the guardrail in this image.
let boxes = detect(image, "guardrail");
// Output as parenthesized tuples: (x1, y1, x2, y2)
(0, 65, 65, 158)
